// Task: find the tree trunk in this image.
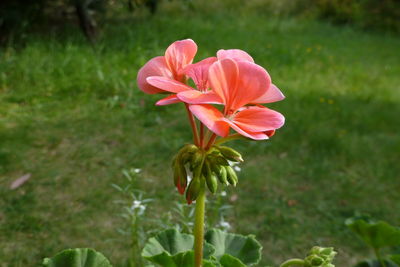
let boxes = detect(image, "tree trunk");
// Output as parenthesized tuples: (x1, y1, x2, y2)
(74, 0, 97, 44)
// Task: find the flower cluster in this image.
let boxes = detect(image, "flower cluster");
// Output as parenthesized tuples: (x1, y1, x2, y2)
(137, 39, 285, 140)
(137, 39, 285, 201)
(304, 247, 337, 267)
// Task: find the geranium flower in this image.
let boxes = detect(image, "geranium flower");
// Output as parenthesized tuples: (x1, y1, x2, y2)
(136, 39, 197, 104)
(216, 49, 254, 62)
(189, 58, 285, 140)
(146, 57, 223, 105)
(217, 49, 284, 105)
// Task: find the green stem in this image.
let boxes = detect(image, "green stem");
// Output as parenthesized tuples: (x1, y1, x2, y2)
(130, 216, 141, 267)
(184, 103, 199, 146)
(193, 183, 206, 267)
(374, 248, 387, 267)
(279, 259, 305, 267)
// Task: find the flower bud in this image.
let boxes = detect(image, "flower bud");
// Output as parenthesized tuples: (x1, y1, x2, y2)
(202, 160, 212, 178)
(218, 165, 229, 185)
(206, 147, 221, 156)
(173, 161, 187, 195)
(304, 255, 324, 266)
(304, 246, 337, 267)
(186, 177, 202, 204)
(172, 144, 198, 168)
(216, 146, 244, 162)
(181, 152, 193, 164)
(225, 166, 238, 186)
(212, 155, 230, 166)
(205, 174, 218, 194)
(184, 144, 199, 154)
(210, 162, 228, 185)
(191, 150, 203, 168)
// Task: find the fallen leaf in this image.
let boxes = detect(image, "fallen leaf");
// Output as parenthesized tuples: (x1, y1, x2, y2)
(10, 173, 31, 190)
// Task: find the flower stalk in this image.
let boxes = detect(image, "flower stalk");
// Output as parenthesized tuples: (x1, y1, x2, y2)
(184, 103, 200, 146)
(193, 183, 206, 267)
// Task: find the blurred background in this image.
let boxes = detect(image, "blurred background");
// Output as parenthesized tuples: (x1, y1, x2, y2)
(1, 0, 399, 266)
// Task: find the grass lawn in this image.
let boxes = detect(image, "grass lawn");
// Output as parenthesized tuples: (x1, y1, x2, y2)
(1, 9, 400, 266)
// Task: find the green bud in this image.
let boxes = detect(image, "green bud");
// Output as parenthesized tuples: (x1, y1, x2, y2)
(202, 160, 218, 193)
(210, 162, 228, 185)
(171, 155, 177, 168)
(218, 165, 229, 185)
(173, 144, 198, 167)
(191, 151, 203, 168)
(184, 144, 199, 154)
(212, 155, 230, 166)
(308, 255, 324, 266)
(173, 161, 187, 195)
(225, 166, 238, 186)
(206, 147, 221, 155)
(209, 160, 220, 173)
(205, 174, 218, 194)
(202, 160, 212, 178)
(216, 146, 244, 162)
(186, 177, 202, 205)
(305, 246, 337, 267)
(181, 152, 193, 164)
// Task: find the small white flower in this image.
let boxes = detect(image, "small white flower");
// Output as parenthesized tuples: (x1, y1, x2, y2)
(233, 166, 241, 172)
(131, 200, 146, 215)
(218, 217, 231, 230)
(134, 168, 141, 173)
(220, 191, 227, 197)
(132, 200, 142, 208)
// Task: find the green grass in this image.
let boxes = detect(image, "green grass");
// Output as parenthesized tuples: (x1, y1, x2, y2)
(1, 9, 400, 267)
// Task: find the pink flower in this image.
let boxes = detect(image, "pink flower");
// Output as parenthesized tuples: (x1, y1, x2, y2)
(136, 39, 197, 104)
(146, 57, 223, 106)
(189, 58, 285, 140)
(216, 49, 284, 105)
(216, 49, 254, 63)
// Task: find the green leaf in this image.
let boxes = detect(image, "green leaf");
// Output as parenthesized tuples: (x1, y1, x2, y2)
(203, 258, 220, 267)
(42, 248, 112, 267)
(142, 228, 215, 267)
(171, 251, 194, 267)
(354, 259, 399, 267)
(219, 254, 247, 267)
(346, 217, 400, 250)
(205, 228, 262, 266)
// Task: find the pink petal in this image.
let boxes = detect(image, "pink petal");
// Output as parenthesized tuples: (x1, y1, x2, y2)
(165, 39, 197, 81)
(147, 76, 192, 93)
(222, 119, 269, 140)
(252, 84, 285, 104)
(208, 58, 239, 108)
(189, 104, 230, 137)
(182, 57, 217, 91)
(232, 106, 285, 132)
(229, 61, 272, 111)
(156, 95, 181, 106)
(137, 56, 172, 94)
(217, 49, 254, 63)
(177, 90, 223, 105)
